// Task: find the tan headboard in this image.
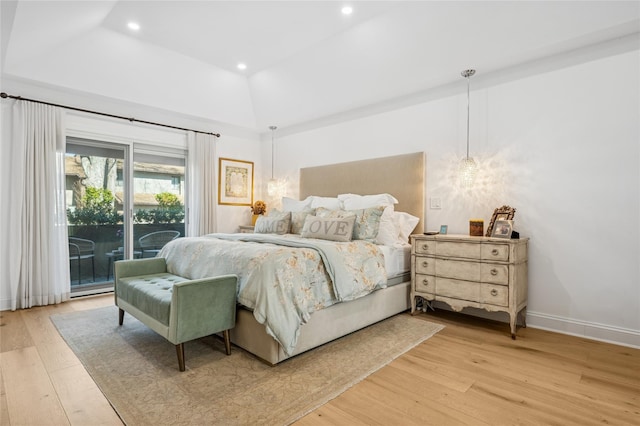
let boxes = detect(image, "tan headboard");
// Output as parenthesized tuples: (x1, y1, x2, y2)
(299, 152, 425, 233)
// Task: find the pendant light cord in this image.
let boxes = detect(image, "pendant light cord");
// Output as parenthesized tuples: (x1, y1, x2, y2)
(461, 69, 475, 160)
(269, 126, 277, 179)
(466, 75, 470, 159)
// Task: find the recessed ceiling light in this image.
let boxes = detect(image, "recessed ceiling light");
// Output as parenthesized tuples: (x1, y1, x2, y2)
(237, 63, 247, 71)
(341, 6, 353, 15)
(127, 22, 140, 31)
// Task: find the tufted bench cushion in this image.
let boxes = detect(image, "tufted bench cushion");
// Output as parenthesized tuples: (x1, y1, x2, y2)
(117, 273, 189, 326)
(115, 257, 238, 371)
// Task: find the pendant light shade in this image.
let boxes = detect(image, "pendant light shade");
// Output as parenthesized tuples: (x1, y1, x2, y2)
(459, 69, 478, 188)
(459, 157, 478, 187)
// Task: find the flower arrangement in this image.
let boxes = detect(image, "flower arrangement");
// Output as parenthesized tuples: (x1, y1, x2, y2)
(251, 200, 267, 215)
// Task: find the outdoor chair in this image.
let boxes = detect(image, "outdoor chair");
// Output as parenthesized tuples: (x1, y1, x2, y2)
(138, 230, 180, 258)
(69, 237, 96, 284)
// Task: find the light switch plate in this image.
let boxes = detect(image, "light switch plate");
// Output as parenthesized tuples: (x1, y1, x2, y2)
(430, 197, 442, 209)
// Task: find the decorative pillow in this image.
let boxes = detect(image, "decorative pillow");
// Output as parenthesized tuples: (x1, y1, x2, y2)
(394, 211, 420, 243)
(282, 196, 312, 212)
(309, 196, 342, 210)
(301, 215, 356, 242)
(316, 206, 384, 242)
(290, 208, 315, 234)
(254, 211, 291, 234)
(339, 193, 399, 210)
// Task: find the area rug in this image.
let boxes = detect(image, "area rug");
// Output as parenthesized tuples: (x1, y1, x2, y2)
(52, 306, 443, 425)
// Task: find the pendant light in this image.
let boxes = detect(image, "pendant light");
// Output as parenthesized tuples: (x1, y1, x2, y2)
(459, 69, 478, 187)
(267, 125, 280, 197)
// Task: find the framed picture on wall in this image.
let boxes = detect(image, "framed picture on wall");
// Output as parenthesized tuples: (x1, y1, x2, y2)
(218, 158, 254, 206)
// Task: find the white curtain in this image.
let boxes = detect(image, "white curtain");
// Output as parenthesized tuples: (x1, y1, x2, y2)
(186, 132, 217, 236)
(7, 101, 70, 310)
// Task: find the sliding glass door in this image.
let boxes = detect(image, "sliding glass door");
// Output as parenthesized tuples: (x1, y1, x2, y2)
(65, 139, 129, 294)
(65, 139, 187, 295)
(132, 148, 186, 258)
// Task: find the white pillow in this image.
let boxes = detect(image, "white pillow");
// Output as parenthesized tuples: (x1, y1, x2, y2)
(339, 193, 398, 210)
(282, 196, 312, 212)
(394, 211, 420, 243)
(309, 196, 342, 210)
(375, 205, 399, 246)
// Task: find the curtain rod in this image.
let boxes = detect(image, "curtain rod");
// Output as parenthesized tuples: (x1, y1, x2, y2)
(0, 92, 220, 137)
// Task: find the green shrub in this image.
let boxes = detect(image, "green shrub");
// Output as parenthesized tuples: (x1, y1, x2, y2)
(67, 187, 122, 225)
(134, 193, 184, 224)
(156, 192, 181, 207)
(67, 188, 184, 225)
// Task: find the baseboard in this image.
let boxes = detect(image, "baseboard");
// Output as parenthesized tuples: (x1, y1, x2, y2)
(0, 298, 12, 311)
(430, 301, 640, 349)
(526, 311, 640, 349)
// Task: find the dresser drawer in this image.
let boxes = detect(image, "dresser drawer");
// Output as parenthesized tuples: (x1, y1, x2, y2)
(480, 284, 508, 306)
(414, 257, 435, 275)
(414, 274, 435, 294)
(414, 240, 434, 255)
(437, 241, 480, 259)
(480, 263, 509, 285)
(481, 243, 510, 262)
(435, 277, 480, 302)
(436, 258, 480, 282)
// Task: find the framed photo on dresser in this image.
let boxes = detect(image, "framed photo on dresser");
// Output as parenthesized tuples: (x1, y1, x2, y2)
(491, 220, 513, 239)
(486, 205, 516, 237)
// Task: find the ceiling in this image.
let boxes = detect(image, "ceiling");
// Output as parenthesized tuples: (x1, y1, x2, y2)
(1, 1, 639, 135)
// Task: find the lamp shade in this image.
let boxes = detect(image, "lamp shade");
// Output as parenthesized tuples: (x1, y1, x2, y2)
(459, 157, 478, 188)
(267, 177, 287, 198)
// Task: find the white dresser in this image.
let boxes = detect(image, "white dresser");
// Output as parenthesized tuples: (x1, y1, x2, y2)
(410, 234, 529, 338)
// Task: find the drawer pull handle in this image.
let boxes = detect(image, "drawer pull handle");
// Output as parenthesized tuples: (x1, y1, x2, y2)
(491, 289, 498, 296)
(421, 244, 429, 250)
(422, 261, 429, 267)
(422, 279, 429, 285)
(491, 249, 499, 256)
(490, 268, 498, 276)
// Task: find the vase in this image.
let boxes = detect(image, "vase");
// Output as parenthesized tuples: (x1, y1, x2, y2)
(252, 214, 260, 225)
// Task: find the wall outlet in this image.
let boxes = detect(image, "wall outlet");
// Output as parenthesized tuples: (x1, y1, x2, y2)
(430, 197, 442, 209)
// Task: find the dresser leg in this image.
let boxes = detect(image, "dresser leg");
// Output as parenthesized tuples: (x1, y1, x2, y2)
(510, 314, 517, 340)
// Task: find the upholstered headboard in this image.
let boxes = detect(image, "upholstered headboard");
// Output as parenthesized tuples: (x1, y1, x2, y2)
(299, 152, 425, 233)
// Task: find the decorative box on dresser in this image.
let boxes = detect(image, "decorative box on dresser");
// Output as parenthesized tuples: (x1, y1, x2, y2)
(410, 234, 529, 339)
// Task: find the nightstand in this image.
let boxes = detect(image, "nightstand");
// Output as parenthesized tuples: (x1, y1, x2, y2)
(238, 225, 255, 233)
(410, 234, 529, 339)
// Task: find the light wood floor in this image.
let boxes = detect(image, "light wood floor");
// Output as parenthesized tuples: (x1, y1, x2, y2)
(1, 294, 638, 425)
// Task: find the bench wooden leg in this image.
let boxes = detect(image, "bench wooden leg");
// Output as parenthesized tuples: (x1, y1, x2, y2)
(176, 343, 185, 371)
(118, 308, 124, 325)
(223, 330, 231, 355)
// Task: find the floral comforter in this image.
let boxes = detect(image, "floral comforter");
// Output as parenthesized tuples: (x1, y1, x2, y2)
(158, 233, 386, 355)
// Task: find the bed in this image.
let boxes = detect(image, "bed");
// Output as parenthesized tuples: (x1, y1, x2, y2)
(162, 152, 425, 364)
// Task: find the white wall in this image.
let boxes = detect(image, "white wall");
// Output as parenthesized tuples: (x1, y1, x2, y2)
(273, 50, 640, 347)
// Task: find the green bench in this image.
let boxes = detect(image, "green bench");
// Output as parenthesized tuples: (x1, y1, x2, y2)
(114, 257, 237, 371)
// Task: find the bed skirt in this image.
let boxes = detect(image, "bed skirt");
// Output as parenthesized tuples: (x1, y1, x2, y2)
(229, 280, 411, 365)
